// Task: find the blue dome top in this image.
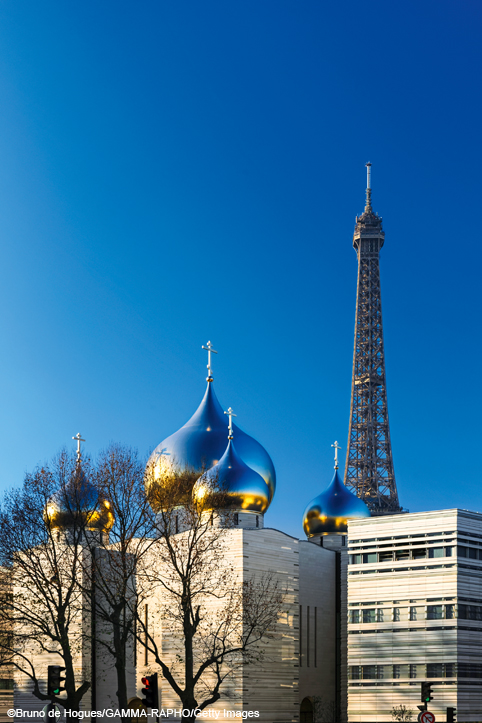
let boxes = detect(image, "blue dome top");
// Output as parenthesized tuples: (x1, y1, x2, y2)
(148, 381, 276, 501)
(302, 468, 370, 536)
(193, 439, 270, 513)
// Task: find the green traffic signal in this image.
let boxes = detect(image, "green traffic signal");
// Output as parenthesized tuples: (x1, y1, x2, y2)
(420, 681, 434, 704)
(47, 666, 66, 697)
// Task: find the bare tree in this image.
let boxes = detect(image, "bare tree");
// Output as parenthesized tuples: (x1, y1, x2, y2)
(80, 444, 158, 714)
(391, 704, 414, 722)
(135, 466, 285, 721)
(0, 452, 92, 711)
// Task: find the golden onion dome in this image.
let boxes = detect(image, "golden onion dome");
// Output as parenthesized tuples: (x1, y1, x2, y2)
(193, 438, 270, 514)
(44, 465, 114, 532)
(146, 381, 276, 507)
(302, 468, 370, 537)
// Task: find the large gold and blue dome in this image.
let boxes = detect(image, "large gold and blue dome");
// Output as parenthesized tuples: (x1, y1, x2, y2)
(193, 438, 270, 513)
(303, 467, 370, 537)
(147, 380, 276, 502)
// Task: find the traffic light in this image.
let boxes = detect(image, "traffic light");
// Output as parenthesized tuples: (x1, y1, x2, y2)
(421, 681, 434, 704)
(47, 666, 66, 697)
(447, 707, 457, 723)
(141, 673, 158, 709)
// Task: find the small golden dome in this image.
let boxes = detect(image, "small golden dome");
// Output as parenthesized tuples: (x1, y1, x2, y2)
(44, 466, 114, 532)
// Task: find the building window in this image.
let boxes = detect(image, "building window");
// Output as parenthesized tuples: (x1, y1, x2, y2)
(445, 604, 454, 619)
(412, 548, 426, 559)
(363, 553, 377, 563)
(458, 546, 467, 557)
(459, 663, 482, 678)
(362, 665, 376, 679)
(350, 610, 360, 624)
(376, 609, 384, 623)
(256, 515, 259, 528)
(393, 665, 401, 679)
(234, 513, 239, 525)
(395, 549, 410, 560)
(362, 609, 376, 623)
(458, 604, 482, 621)
(427, 663, 444, 678)
(445, 663, 455, 677)
(409, 664, 417, 679)
(350, 666, 361, 680)
(393, 607, 400, 622)
(342, 536, 346, 546)
(427, 605, 443, 620)
(351, 554, 361, 564)
(379, 551, 393, 562)
(409, 607, 417, 621)
(429, 547, 444, 558)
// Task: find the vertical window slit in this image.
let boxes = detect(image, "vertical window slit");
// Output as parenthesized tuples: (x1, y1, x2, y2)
(299, 605, 302, 666)
(144, 604, 148, 666)
(314, 606, 317, 668)
(307, 606, 310, 667)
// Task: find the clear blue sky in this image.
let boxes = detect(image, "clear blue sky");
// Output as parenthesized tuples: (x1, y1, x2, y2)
(0, 0, 480, 537)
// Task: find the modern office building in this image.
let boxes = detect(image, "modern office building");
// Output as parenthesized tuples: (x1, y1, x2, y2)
(347, 509, 482, 722)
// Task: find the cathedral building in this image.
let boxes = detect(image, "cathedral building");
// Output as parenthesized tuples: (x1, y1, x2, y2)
(136, 362, 362, 722)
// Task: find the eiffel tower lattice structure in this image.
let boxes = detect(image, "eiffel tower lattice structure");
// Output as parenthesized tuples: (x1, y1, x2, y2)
(343, 164, 403, 515)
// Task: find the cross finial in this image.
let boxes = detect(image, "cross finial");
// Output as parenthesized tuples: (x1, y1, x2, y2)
(202, 340, 218, 381)
(224, 407, 237, 440)
(331, 440, 341, 469)
(365, 162, 372, 211)
(72, 432, 85, 462)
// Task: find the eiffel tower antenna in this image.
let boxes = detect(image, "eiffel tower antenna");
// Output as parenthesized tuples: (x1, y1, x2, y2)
(344, 164, 402, 515)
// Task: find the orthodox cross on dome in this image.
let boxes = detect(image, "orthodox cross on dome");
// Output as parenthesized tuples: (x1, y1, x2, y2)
(72, 432, 85, 462)
(224, 407, 237, 440)
(202, 340, 218, 381)
(331, 440, 341, 469)
(365, 161, 372, 211)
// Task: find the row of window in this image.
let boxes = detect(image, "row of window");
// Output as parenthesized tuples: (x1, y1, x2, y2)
(349, 532, 455, 544)
(350, 531, 482, 546)
(349, 563, 455, 575)
(349, 663, 482, 680)
(349, 626, 457, 635)
(349, 604, 482, 623)
(351, 547, 450, 564)
(349, 604, 455, 623)
(350, 546, 482, 564)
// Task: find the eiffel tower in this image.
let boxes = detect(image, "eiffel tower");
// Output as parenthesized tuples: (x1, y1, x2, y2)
(343, 164, 402, 515)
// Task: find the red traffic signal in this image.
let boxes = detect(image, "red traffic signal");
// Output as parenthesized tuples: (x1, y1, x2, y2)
(141, 673, 158, 709)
